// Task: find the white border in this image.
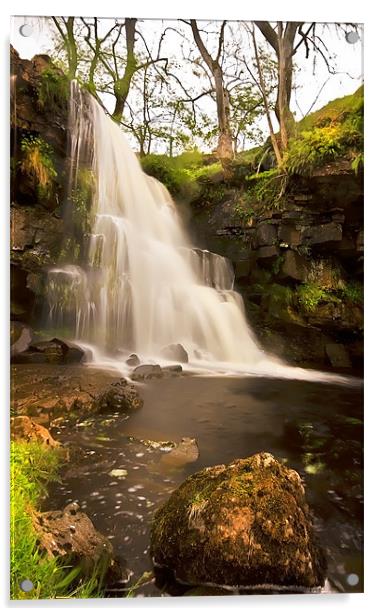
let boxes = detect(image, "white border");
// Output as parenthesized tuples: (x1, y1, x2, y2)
(1, 1, 378, 614)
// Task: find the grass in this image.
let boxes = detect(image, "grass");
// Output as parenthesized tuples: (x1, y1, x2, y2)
(10, 441, 105, 600)
(20, 135, 57, 202)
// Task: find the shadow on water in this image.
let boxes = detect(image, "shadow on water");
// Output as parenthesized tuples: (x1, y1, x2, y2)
(47, 375, 363, 596)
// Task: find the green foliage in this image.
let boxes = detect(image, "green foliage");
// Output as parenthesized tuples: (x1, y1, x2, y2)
(297, 283, 330, 313)
(11, 441, 105, 599)
(247, 169, 287, 210)
(352, 152, 364, 175)
(285, 86, 364, 176)
(268, 283, 294, 318)
(340, 281, 364, 305)
(141, 150, 223, 201)
(20, 135, 57, 201)
(37, 67, 69, 110)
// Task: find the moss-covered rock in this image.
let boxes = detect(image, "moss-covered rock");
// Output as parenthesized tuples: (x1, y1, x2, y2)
(150, 452, 326, 590)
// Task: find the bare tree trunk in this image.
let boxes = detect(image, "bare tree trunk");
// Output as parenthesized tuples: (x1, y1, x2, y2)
(190, 20, 233, 162)
(112, 18, 137, 123)
(251, 25, 283, 167)
(254, 21, 301, 151)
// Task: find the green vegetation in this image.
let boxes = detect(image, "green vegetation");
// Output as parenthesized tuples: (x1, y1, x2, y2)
(296, 283, 331, 313)
(10, 441, 105, 599)
(37, 67, 69, 111)
(69, 168, 95, 235)
(141, 150, 222, 201)
(20, 135, 57, 202)
(284, 86, 363, 176)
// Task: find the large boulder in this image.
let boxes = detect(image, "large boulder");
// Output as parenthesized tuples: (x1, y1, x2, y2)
(151, 453, 326, 590)
(11, 415, 60, 448)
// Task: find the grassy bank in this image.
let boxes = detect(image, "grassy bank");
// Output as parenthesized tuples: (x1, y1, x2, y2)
(10, 440, 105, 599)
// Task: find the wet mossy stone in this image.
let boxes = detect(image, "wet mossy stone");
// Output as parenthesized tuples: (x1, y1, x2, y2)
(150, 452, 326, 590)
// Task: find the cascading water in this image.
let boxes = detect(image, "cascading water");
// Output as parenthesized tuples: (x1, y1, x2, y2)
(46, 83, 353, 382)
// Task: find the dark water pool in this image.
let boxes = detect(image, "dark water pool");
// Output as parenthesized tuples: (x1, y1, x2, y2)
(47, 375, 363, 595)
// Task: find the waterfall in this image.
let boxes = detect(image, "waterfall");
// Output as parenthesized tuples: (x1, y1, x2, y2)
(46, 84, 354, 383)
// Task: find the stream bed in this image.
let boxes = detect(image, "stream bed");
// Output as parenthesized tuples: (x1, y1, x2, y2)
(47, 374, 363, 596)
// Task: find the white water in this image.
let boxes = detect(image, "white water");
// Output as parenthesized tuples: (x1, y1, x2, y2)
(46, 84, 356, 385)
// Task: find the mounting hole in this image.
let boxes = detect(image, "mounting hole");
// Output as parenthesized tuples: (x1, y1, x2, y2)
(20, 579, 34, 592)
(19, 24, 33, 37)
(345, 31, 359, 45)
(346, 573, 359, 586)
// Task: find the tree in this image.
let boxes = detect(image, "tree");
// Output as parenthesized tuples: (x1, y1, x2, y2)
(189, 20, 233, 162)
(253, 21, 302, 152)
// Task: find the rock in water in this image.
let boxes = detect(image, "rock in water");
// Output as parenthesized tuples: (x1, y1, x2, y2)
(33, 503, 114, 575)
(131, 364, 163, 381)
(93, 382, 143, 413)
(11, 416, 60, 448)
(126, 353, 140, 366)
(151, 452, 326, 589)
(160, 437, 199, 468)
(160, 344, 189, 363)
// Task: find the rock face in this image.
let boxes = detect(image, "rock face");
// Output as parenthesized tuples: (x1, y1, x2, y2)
(93, 380, 144, 413)
(33, 503, 113, 574)
(12, 338, 85, 364)
(11, 321, 32, 355)
(161, 343, 189, 363)
(151, 452, 326, 589)
(11, 415, 60, 448)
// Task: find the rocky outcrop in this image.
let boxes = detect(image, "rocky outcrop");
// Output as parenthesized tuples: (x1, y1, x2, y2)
(33, 502, 114, 575)
(11, 47, 69, 322)
(11, 364, 144, 424)
(11, 415, 60, 448)
(151, 452, 326, 589)
(12, 338, 85, 364)
(190, 163, 363, 371)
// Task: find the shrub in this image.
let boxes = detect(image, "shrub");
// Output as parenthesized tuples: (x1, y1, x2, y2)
(20, 135, 57, 201)
(297, 283, 331, 313)
(246, 169, 287, 210)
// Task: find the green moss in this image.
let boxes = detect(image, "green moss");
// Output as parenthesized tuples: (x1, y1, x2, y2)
(37, 67, 69, 111)
(69, 168, 95, 234)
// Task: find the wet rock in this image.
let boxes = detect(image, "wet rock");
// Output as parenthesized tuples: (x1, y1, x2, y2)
(11, 415, 60, 448)
(11, 321, 32, 355)
(256, 222, 277, 247)
(234, 259, 251, 280)
(161, 343, 189, 363)
(12, 338, 85, 364)
(325, 343, 352, 368)
(300, 222, 342, 247)
(162, 364, 183, 377)
(131, 364, 163, 381)
(256, 245, 280, 266)
(160, 437, 199, 467)
(126, 353, 140, 366)
(278, 225, 301, 247)
(93, 382, 143, 413)
(151, 452, 326, 589)
(33, 503, 114, 575)
(280, 250, 308, 282)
